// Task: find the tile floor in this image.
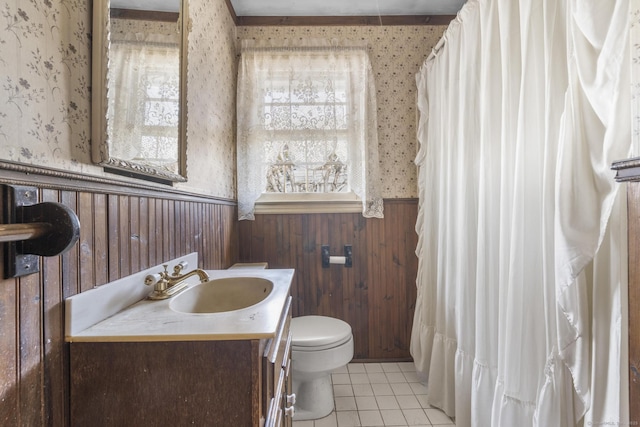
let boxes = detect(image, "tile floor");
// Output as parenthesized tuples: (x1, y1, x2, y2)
(292, 362, 456, 427)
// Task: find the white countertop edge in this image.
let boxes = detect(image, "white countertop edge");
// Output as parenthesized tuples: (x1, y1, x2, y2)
(65, 332, 277, 343)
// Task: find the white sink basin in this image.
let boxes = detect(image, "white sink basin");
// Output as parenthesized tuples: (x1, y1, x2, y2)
(169, 277, 274, 314)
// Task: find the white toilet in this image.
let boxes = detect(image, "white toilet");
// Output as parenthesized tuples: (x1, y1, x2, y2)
(290, 315, 354, 420)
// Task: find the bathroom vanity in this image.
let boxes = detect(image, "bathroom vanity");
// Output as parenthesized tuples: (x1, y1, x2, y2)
(65, 257, 295, 426)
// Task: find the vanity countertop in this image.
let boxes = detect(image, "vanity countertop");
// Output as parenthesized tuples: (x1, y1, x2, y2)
(66, 268, 294, 343)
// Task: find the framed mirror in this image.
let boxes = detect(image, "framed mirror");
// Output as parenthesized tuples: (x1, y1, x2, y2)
(92, 0, 188, 184)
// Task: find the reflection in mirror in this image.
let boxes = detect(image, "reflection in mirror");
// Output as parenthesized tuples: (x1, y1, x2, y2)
(92, 0, 187, 184)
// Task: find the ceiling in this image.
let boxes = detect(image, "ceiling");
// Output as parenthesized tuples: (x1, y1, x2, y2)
(230, 0, 466, 16)
(111, 0, 466, 16)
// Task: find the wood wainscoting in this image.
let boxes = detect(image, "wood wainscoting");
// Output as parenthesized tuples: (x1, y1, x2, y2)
(0, 163, 238, 426)
(0, 162, 420, 424)
(238, 199, 419, 361)
(613, 158, 640, 424)
(628, 182, 640, 423)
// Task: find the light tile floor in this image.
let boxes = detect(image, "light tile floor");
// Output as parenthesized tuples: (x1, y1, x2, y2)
(292, 362, 456, 427)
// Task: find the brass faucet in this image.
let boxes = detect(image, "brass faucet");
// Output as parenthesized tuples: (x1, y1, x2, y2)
(144, 262, 210, 300)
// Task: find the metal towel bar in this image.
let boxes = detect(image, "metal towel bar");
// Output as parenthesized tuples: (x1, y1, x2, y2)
(0, 223, 51, 243)
(2, 184, 80, 278)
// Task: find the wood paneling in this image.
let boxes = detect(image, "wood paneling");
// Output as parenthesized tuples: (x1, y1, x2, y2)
(238, 199, 419, 360)
(613, 158, 640, 424)
(0, 170, 238, 426)
(628, 182, 640, 422)
(235, 15, 456, 27)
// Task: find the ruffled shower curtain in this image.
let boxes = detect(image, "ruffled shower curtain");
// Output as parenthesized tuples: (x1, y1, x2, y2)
(410, 0, 631, 425)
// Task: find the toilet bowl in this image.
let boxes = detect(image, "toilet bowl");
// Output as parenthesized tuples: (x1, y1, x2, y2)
(290, 315, 354, 420)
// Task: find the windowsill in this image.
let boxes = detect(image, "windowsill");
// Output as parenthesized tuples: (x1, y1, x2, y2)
(254, 192, 362, 214)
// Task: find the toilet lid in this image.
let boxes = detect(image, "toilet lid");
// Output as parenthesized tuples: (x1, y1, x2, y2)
(291, 316, 352, 349)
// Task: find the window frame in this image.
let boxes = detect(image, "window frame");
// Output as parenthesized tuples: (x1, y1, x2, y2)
(254, 192, 362, 215)
(253, 59, 357, 214)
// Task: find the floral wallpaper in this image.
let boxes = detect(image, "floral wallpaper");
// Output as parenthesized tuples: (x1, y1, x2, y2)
(0, 0, 238, 199)
(4, 2, 637, 199)
(0, 0, 444, 200)
(236, 25, 447, 198)
(0, 0, 93, 171)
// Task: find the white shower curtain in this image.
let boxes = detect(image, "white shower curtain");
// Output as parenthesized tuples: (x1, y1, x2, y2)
(411, 0, 631, 426)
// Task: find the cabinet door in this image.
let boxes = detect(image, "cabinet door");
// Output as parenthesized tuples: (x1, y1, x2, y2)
(264, 297, 292, 427)
(282, 333, 294, 427)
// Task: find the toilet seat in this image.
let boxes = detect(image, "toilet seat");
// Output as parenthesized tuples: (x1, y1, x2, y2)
(291, 316, 352, 351)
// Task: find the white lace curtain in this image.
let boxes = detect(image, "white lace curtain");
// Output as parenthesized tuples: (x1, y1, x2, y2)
(411, 0, 631, 425)
(236, 40, 383, 220)
(107, 30, 180, 172)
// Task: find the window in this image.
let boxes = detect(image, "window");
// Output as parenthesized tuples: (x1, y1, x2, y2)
(263, 73, 349, 194)
(236, 40, 383, 220)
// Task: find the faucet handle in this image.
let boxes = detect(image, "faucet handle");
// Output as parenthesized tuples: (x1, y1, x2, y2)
(173, 261, 188, 276)
(144, 273, 163, 286)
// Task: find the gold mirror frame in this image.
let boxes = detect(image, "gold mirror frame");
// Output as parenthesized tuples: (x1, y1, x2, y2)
(91, 0, 188, 184)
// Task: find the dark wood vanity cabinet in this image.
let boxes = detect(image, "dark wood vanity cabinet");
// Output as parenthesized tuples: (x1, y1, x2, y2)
(70, 297, 293, 426)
